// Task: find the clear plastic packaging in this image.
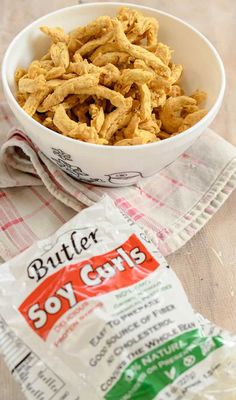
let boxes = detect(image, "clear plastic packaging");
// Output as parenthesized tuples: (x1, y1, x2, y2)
(0, 196, 236, 399)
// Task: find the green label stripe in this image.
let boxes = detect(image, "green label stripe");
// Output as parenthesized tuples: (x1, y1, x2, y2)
(105, 329, 224, 400)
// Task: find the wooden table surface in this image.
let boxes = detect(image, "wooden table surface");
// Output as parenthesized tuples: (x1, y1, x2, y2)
(0, 0, 236, 398)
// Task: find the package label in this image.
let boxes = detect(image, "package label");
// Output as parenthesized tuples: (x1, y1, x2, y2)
(0, 197, 236, 400)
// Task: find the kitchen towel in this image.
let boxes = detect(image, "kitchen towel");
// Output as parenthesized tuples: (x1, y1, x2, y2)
(0, 101, 236, 261)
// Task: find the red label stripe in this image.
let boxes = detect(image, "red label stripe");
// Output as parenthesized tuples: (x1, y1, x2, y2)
(19, 234, 159, 340)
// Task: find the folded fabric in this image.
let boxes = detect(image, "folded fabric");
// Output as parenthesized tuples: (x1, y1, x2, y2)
(0, 102, 236, 262)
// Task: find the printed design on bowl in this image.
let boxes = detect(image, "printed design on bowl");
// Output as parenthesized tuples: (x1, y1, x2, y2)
(105, 172, 143, 185)
(50, 148, 143, 185)
(51, 148, 73, 161)
(50, 147, 105, 183)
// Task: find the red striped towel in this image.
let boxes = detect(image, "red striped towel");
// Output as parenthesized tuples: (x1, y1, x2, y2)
(0, 101, 236, 261)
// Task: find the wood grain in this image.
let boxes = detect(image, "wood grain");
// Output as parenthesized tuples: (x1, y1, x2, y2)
(0, 1, 236, 399)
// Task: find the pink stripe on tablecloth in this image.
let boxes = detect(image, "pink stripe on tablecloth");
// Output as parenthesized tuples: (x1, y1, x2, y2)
(181, 153, 201, 166)
(1, 217, 23, 231)
(115, 198, 145, 221)
(144, 219, 171, 240)
(0, 190, 38, 247)
(182, 153, 191, 159)
(158, 240, 172, 256)
(205, 206, 215, 215)
(160, 172, 202, 195)
(159, 173, 183, 187)
(10, 133, 28, 142)
(0, 208, 24, 250)
(136, 185, 182, 217)
(30, 187, 66, 223)
(222, 185, 235, 194)
(184, 214, 193, 221)
(185, 225, 197, 235)
(137, 186, 165, 207)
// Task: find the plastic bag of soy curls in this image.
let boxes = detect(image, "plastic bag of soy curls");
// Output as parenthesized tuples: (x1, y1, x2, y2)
(0, 196, 236, 400)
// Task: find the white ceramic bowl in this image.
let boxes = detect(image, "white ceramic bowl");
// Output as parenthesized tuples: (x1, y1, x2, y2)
(2, 2, 225, 187)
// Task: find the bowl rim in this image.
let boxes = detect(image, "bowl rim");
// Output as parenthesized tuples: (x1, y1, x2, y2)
(1, 1, 226, 152)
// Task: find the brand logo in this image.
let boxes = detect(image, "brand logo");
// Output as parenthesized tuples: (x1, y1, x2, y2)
(27, 229, 98, 282)
(19, 234, 159, 340)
